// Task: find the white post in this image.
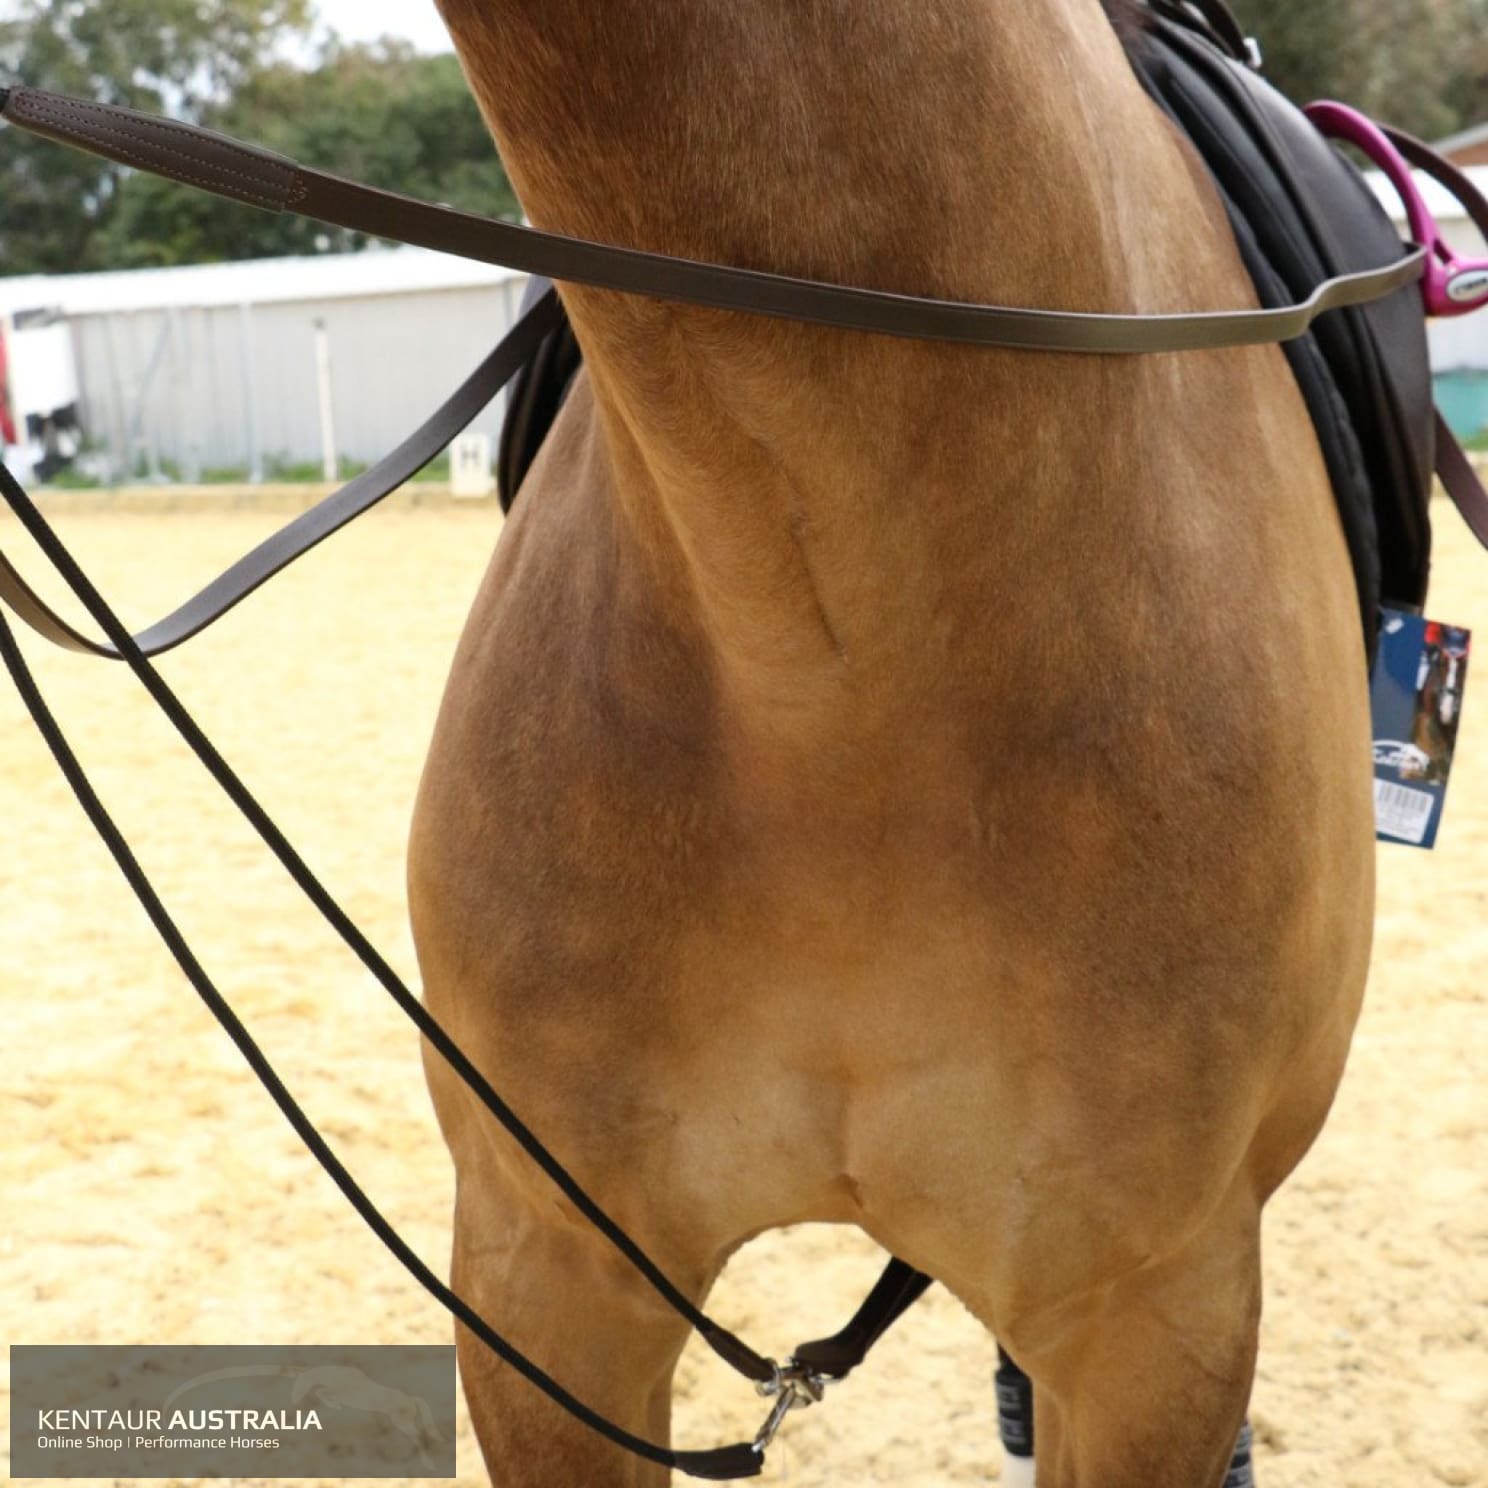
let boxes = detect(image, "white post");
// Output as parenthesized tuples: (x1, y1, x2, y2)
(237, 302, 263, 484)
(314, 318, 338, 484)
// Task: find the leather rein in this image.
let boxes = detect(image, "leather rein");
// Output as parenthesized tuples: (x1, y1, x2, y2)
(2, 49, 1487, 1482)
(3, 83, 1486, 664)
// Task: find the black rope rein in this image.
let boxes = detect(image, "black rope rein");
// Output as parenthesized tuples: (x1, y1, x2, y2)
(0, 456, 929, 1479)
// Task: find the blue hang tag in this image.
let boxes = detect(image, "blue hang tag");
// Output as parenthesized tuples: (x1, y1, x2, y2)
(1370, 609, 1472, 848)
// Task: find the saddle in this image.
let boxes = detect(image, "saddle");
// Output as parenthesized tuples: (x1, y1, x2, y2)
(496, 0, 1464, 657)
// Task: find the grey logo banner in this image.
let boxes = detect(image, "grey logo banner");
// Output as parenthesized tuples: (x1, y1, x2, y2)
(10, 1344, 456, 1478)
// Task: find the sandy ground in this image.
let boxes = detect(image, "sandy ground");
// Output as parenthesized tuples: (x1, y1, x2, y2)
(1, 496, 1484, 1488)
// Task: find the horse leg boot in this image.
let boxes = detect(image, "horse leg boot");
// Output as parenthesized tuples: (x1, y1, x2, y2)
(1011, 1197, 1263, 1488)
(994, 1355, 1256, 1488)
(995, 1348, 1037, 1487)
(443, 1161, 718, 1487)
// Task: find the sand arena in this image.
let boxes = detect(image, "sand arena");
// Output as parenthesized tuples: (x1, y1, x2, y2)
(1, 494, 1484, 1486)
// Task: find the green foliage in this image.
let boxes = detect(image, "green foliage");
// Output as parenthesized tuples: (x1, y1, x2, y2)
(1438, 1, 1488, 130)
(97, 43, 520, 268)
(263, 452, 370, 482)
(38, 465, 103, 489)
(199, 463, 252, 484)
(0, 11, 518, 275)
(410, 453, 453, 484)
(1227, 0, 1355, 110)
(2, 1, 1483, 277)
(131, 451, 184, 481)
(0, 0, 312, 273)
(1230, 0, 1488, 140)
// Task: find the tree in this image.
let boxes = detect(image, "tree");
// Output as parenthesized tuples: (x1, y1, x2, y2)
(12, 0, 1482, 277)
(96, 42, 520, 269)
(1229, 0, 1359, 112)
(0, 10, 521, 274)
(0, 0, 312, 273)
(1231, 0, 1488, 140)
(1438, 0, 1488, 133)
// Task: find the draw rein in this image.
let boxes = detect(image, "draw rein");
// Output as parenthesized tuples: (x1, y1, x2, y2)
(0, 74, 1485, 1482)
(4, 84, 1488, 666)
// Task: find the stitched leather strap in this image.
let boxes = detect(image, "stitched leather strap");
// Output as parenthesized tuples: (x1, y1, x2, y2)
(0, 288, 563, 658)
(0, 84, 1427, 355)
(1151, 0, 1252, 63)
(790, 1258, 933, 1381)
(1434, 409, 1488, 549)
(1376, 126, 1488, 552)
(1382, 124, 1488, 239)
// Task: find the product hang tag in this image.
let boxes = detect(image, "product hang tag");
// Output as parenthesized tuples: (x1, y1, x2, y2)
(1370, 609, 1472, 848)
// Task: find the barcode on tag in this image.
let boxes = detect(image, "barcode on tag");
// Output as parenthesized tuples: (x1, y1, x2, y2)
(1374, 779, 1435, 845)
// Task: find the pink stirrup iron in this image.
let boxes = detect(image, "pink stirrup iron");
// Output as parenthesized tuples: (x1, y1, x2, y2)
(1307, 100, 1488, 319)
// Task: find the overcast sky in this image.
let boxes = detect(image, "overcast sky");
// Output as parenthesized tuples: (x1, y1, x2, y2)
(0, 0, 456, 50)
(313, 0, 454, 53)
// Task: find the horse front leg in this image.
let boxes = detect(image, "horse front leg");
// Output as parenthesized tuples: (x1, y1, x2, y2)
(994, 1346, 1256, 1487)
(448, 1162, 713, 1487)
(1005, 1195, 1263, 1488)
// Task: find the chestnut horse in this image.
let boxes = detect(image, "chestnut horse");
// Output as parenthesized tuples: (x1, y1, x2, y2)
(408, 1, 1375, 1483)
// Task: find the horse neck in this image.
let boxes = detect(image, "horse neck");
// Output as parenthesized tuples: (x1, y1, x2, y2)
(443, 0, 1248, 701)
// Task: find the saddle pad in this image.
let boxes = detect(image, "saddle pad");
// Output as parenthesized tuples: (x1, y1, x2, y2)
(497, 1, 1436, 659)
(1130, 4, 1435, 652)
(497, 272, 582, 513)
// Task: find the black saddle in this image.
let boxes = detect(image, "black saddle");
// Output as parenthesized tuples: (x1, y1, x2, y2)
(1134, 1, 1435, 646)
(497, 272, 583, 514)
(497, 0, 1441, 659)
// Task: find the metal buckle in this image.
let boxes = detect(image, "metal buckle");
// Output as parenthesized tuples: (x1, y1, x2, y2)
(751, 1359, 829, 1454)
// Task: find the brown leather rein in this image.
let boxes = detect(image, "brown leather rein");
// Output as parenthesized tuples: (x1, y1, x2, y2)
(0, 85, 1431, 353)
(0, 84, 1466, 662)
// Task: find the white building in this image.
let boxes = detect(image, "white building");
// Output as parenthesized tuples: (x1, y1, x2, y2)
(0, 248, 531, 485)
(5, 159, 1488, 484)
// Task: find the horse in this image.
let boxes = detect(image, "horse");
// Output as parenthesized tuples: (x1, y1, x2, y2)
(407, 1, 1376, 1483)
(1409, 640, 1460, 784)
